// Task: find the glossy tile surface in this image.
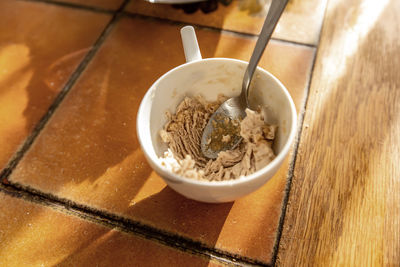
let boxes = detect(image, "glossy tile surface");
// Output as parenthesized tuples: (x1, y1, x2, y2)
(0, 191, 221, 266)
(0, 1, 110, 170)
(51, 0, 124, 10)
(127, 0, 327, 45)
(9, 16, 314, 264)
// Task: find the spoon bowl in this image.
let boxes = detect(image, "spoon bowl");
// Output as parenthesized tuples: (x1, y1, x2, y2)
(200, 96, 245, 159)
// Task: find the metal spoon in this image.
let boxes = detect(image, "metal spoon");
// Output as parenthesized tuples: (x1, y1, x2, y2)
(200, 0, 288, 159)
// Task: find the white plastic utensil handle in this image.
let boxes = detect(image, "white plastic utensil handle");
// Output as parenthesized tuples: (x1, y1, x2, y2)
(180, 26, 202, 63)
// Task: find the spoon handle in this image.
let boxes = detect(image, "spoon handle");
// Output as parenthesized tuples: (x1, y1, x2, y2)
(242, 0, 289, 102)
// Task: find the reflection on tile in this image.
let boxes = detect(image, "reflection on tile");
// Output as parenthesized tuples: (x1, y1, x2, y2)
(51, 0, 124, 10)
(127, 0, 327, 45)
(0, 191, 220, 266)
(0, 1, 110, 170)
(9, 16, 314, 264)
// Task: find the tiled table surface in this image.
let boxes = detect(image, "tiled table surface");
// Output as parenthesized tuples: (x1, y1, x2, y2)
(1, 0, 399, 266)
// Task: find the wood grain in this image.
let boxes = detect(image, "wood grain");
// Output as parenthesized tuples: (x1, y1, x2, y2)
(277, 0, 400, 265)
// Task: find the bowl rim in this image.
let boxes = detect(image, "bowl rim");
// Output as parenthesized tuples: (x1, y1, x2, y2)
(137, 57, 297, 187)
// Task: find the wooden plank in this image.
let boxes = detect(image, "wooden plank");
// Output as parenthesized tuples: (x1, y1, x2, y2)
(277, 0, 400, 265)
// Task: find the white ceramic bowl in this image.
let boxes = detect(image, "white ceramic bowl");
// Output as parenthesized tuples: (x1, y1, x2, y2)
(136, 27, 297, 203)
(137, 58, 297, 203)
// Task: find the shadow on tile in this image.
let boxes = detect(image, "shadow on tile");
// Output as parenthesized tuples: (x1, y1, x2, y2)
(8, 15, 221, 191)
(55, 228, 216, 267)
(52, 186, 232, 266)
(0, 1, 110, 170)
(7, 14, 231, 251)
(0, 192, 214, 266)
(127, 185, 234, 244)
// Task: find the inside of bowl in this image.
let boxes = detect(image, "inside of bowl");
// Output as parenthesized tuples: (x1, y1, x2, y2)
(148, 59, 294, 158)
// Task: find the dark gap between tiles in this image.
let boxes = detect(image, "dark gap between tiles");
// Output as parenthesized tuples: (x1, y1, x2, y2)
(0, 182, 268, 267)
(19, 0, 115, 14)
(123, 12, 316, 49)
(270, 2, 329, 265)
(0, 0, 130, 182)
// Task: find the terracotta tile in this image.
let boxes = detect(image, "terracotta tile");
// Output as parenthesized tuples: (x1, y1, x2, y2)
(9, 17, 314, 264)
(0, 191, 221, 266)
(127, 0, 327, 45)
(51, 0, 124, 10)
(0, 1, 110, 171)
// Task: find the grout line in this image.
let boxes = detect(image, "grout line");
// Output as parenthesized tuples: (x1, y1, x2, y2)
(270, 0, 330, 265)
(0, 0, 129, 181)
(123, 12, 316, 49)
(19, 0, 115, 14)
(0, 182, 267, 267)
(269, 52, 316, 267)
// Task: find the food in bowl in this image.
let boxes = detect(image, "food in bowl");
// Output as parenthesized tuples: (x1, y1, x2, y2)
(159, 95, 277, 181)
